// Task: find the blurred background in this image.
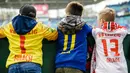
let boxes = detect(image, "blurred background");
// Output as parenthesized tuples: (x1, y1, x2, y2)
(0, 0, 130, 31)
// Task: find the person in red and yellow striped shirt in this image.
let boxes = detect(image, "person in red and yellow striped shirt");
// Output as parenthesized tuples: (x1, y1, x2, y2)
(0, 5, 58, 73)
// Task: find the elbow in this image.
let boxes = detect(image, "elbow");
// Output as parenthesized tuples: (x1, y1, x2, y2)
(48, 31, 58, 41)
(52, 32, 58, 41)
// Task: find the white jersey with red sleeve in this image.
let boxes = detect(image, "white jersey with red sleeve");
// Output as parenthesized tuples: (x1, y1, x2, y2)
(92, 22, 128, 73)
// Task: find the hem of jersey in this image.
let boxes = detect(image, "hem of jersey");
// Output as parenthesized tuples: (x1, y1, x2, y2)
(6, 61, 42, 68)
(56, 63, 86, 72)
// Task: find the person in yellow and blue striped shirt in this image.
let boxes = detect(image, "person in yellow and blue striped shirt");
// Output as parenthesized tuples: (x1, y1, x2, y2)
(55, 1, 92, 73)
(0, 5, 58, 73)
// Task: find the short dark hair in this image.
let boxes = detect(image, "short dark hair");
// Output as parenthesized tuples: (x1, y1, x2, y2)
(65, 1, 83, 16)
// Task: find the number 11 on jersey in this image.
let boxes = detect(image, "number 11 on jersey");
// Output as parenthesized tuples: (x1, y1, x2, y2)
(62, 34, 76, 54)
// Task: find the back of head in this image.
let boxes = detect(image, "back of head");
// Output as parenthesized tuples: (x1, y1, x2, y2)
(19, 5, 36, 18)
(98, 7, 115, 22)
(98, 8, 121, 31)
(65, 1, 83, 16)
(12, 5, 37, 35)
(58, 1, 85, 34)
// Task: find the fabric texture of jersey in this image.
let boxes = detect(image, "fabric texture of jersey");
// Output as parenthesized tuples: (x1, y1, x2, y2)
(12, 15, 37, 35)
(55, 24, 92, 72)
(0, 22, 58, 68)
(92, 22, 128, 73)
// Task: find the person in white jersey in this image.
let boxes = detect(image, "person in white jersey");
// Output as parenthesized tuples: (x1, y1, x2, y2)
(91, 7, 128, 73)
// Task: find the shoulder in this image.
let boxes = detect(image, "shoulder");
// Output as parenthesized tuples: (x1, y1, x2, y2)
(92, 27, 102, 36)
(117, 28, 128, 34)
(35, 22, 48, 28)
(36, 22, 44, 26)
(82, 24, 92, 31)
(1, 22, 12, 28)
(83, 24, 91, 28)
(92, 27, 101, 32)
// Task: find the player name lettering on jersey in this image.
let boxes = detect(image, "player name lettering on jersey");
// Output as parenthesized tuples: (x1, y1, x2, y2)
(106, 57, 120, 63)
(10, 29, 37, 34)
(14, 54, 33, 62)
(98, 33, 121, 37)
(28, 29, 37, 34)
(10, 29, 16, 34)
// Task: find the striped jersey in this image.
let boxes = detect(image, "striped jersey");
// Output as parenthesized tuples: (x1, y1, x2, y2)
(92, 22, 128, 73)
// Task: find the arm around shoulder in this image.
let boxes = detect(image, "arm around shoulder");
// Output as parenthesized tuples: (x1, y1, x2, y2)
(42, 24, 58, 41)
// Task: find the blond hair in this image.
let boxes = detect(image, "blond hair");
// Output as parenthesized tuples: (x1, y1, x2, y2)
(65, 1, 83, 16)
(98, 7, 116, 22)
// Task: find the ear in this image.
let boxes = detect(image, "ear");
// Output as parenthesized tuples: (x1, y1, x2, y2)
(98, 19, 105, 28)
(101, 19, 105, 23)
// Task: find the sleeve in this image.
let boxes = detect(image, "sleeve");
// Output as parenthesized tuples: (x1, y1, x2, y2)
(87, 34, 95, 49)
(92, 28, 97, 38)
(84, 24, 92, 35)
(0, 26, 6, 38)
(86, 34, 95, 71)
(42, 24, 58, 41)
(116, 23, 128, 38)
